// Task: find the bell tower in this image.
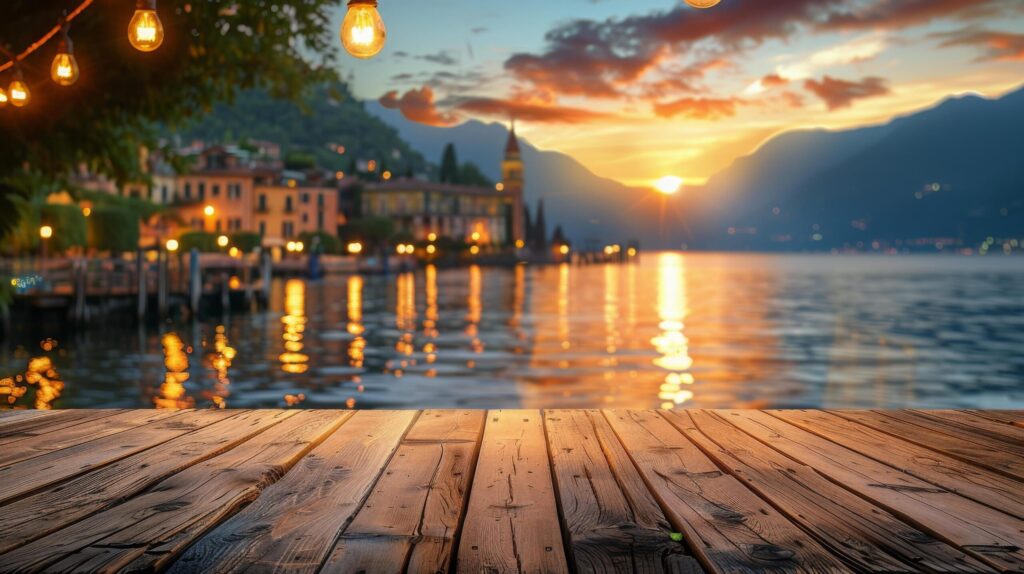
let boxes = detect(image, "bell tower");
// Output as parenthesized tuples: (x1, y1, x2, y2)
(501, 121, 525, 245)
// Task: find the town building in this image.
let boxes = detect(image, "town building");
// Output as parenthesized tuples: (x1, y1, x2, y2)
(358, 128, 525, 245)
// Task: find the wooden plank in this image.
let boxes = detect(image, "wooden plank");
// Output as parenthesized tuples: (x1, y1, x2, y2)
(603, 410, 846, 574)
(962, 410, 1024, 428)
(545, 409, 703, 574)
(0, 408, 123, 445)
(671, 410, 993, 573)
(725, 410, 1024, 573)
(771, 409, 1024, 520)
(0, 409, 57, 429)
(881, 411, 1024, 458)
(0, 408, 180, 468)
(0, 409, 291, 554)
(457, 410, 570, 574)
(909, 410, 1024, 445)
(837, 410, 1024, 481)
(0, 409, 194, 505)
(168, 410, 416, 574)
(0, 410, 349, 573)
(321, 410, 485, 574)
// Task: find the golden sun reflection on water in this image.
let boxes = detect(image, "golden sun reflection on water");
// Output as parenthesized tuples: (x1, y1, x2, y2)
(280, 279, 309, 375)
(156, 333, 194, 409)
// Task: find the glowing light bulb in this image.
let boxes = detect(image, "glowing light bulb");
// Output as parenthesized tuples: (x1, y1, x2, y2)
(217, 235, 229, 248)
(51, 23, 79, 86)
(684, 0, 721, 7)
(8, 78, 30, 108)
(128, 0, 165, 52)
(40, 226, 54, 239)
(341, 0, 386, 59)
(166, 239, 179, 252)
(0, 87, 7, 108)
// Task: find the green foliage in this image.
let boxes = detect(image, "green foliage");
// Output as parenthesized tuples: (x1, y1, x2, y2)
(458, 163, 493, 187)
(298, 231, 341, 254)
(88, 206, 140, 253)
(40, 204, 88, 252)
(284, 151, 317, 171)
(1, 0, 343, 238)
(178, 231, 219, 253)
(230, 232, 263, 254)
(440, 144, 459, 184)
(173, 84, 429, 177)
(340, 217, 395, 246)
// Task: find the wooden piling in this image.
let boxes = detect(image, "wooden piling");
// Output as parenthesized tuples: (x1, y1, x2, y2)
(136, 249, 147, 319)
(189, 249, 201, 316)
(157, 249, 168, 317)
(260, 251, 272, 307)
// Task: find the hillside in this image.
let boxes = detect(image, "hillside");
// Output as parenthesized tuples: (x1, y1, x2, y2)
(172, 83, 430, 176)
(692, 86, 1024, 250)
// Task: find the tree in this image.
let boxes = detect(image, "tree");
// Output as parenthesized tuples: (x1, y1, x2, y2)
(439, 144, 459, 184)
(552, 224, 567, 247)
(534, 199, 548, 249)
(458, 162, 493, 187)
(1, 0, 342, 237)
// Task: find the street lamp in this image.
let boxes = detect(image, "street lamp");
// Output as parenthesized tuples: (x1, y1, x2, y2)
(39, 225, 53, 270)
(347, 241, 363, 255)
(166, 239, 179, 252)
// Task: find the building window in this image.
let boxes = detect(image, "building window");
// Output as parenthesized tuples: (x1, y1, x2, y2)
(183, 183, 191, 199)
(318, 193, 325, 207)
(212, 184, 221, 197)
(258, 221, 266, 236)
(234, 218, 242, 230)
(317, 211, 324, 230)
(198, 182, 206, 200)
(216, 220, 222, 232)
(285, 197, 293, 213)
(302, 213, 309, 224)
(283, 221, 294, 238)
(301, 193, 310, 204)
(258, 194, 267, 212)
(160, 186, 169, 202)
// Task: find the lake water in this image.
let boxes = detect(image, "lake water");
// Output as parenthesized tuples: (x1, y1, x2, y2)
(3, 253, 1023, 410)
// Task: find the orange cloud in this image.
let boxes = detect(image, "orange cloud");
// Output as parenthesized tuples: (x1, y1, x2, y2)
(761, 73, 790, 88)
(653, 97, 739, 120)
(379, 86, 458, 126)
(803, 76, 890, 110)
(454, 97, 613, 124)
(934, 29, 1024, 61)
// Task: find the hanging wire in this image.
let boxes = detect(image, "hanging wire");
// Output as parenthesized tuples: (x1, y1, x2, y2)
(0, 0, 95, 74)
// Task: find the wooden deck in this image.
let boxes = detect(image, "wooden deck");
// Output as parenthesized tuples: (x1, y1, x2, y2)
(0, 409, 1021, 573)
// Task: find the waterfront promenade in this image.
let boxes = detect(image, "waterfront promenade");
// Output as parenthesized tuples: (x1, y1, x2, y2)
(0, 408, 1022, 572)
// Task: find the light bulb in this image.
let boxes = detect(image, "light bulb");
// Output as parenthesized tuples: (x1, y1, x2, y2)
(684, 0, 721, 7)
(129, 0, 165, 52)
(9, 79, 30, 108)
(52, 22, 79, 86)
(0, 87, 7, 108)
(341, 0, 386, 59)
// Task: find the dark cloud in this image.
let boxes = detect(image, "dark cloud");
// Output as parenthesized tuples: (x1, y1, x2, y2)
(453, 97, 614, 124)
(653, 97, 739, 119)
(379, 87, 459, 126)
(419, 51, 459, 66)
(933, 28, 1024, 61)
(819, 0, 1013, 32)
(803, 75, 890, 110)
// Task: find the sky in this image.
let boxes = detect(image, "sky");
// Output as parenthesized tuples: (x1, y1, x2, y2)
(333, 0, 1024, 188)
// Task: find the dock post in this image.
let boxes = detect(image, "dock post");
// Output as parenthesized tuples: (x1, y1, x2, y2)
(189, 249, 201, 317)
(260, 251, 272, 307)
(73, 259, 86, 323)
(157, 249, 168, 317)
(136, 248, 147, 319)
(243, 260, 253, 308)
(220, 272, 230, 313)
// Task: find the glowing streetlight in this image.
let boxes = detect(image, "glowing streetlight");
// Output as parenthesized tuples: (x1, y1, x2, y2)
(40, 226, 54, 240)
(217, 235, 229, 248)
(471, 231, 481, 242)
(515, 239, 525, 249)
(286, 241, 296, 252)
(426, 244, 437, 255)
(228, 247, 240, 258)
(559, 245, 570, 255)
(427, 232, 437, 242)
(203, 205, 215, 217)
(347, 241, 363, 255)
(470, 245, 480, 255)
(295, 241, 305, 253)
(166, 239, 179, 252)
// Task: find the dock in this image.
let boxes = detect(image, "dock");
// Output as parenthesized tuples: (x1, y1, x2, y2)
(0, 409, 1021, 573)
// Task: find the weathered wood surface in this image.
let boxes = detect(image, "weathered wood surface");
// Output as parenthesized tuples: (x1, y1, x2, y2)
(0, 409, 1021, 574)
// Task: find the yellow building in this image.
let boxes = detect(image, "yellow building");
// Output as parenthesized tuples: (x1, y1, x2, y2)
(254, 177, 340, 248)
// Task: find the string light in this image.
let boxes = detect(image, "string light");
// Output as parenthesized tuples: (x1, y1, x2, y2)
(9, 64, 31, 108)
(128, 0, 165, 52)
(0, 88, 7, 108)
(341, 0, 386, 59)
(51, 18, 80, 86)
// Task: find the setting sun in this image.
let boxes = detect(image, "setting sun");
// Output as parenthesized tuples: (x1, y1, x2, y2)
(654, 176, 683, 195)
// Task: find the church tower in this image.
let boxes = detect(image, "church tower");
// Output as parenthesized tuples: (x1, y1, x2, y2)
(501, 122, 526, 246)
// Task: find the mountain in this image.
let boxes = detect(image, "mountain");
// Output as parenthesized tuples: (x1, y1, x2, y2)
(367, 103, 678, 248)
(690, 86, 1024, 250)
(172, 83, 429, 176)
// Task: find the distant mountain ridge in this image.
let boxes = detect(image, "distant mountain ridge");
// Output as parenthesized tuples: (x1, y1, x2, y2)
(691, 86, 1024, 250)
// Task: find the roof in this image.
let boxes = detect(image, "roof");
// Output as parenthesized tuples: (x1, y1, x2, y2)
(505, 126, 521, 156)
(364, 178, 501, 197)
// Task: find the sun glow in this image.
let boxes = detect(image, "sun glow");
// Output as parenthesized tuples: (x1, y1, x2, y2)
(654, 176, 684, 195)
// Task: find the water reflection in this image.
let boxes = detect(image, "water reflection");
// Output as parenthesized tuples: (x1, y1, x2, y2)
(2, 254, 1023, 409)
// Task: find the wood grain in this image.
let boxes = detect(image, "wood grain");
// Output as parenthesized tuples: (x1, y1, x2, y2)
(673, 410, 992, 573)
(726, 410, 1024, 572)
(909, 410, 1024, 445)
(0, 408, 123, 445)
(771, 409, 1024, 520)
(603, 410, 846, 574)
(169, 410, 416, 574)
(322, 410, 485, 574)
(0, 409, 288, 554)
(546, 409, 703, 573)
(457, 410, 570, 574)
(0, 410, 348, 573)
